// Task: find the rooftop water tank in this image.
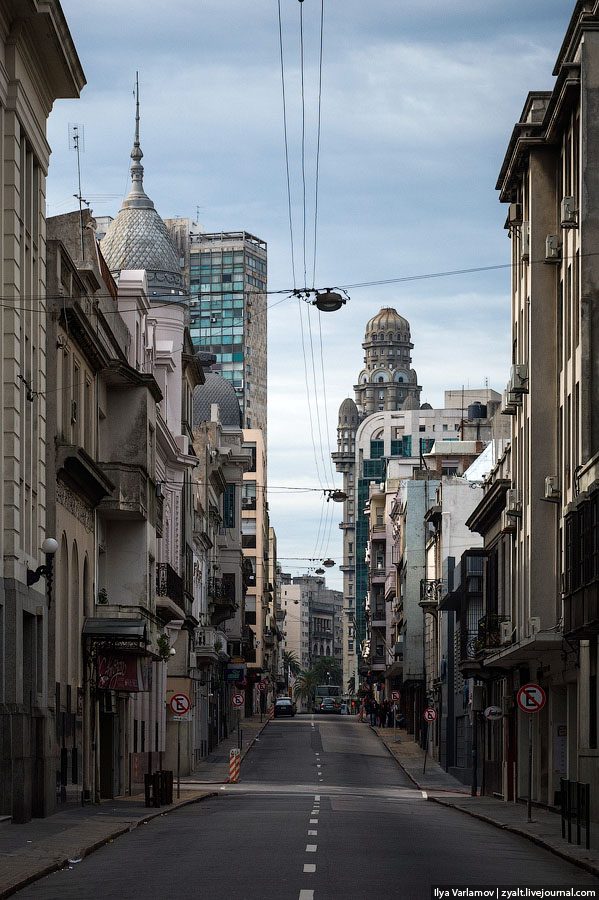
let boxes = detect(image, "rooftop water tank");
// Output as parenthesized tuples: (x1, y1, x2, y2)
(467, 401, 487, 420)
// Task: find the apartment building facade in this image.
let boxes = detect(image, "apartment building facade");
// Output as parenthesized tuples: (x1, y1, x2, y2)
(0, 1, 85, 823)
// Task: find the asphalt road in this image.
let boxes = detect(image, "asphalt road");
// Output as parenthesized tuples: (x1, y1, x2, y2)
(16, 715, 599, 900)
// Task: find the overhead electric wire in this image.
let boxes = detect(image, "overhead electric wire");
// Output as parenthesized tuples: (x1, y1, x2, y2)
(311, 0, 325, 290)
(299, 0, 308, 288)
(297, 297, 326, 490)
(277, 0, 297, 288)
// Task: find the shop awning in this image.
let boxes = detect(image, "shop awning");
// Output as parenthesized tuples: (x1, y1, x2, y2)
(83, 617, 149, 654)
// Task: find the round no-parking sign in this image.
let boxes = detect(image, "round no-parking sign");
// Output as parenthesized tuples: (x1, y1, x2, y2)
(517, 683, 546, 714)
(232, 693, 244, 707)
(423, 707, 437, 722)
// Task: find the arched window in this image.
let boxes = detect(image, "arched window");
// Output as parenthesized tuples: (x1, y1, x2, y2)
(70, 541, 79, 685)
(83, 555, 91, 617)
(377, 376, 384, 384)
(372, 334, 377, 342)
(58, 534, 69, 686)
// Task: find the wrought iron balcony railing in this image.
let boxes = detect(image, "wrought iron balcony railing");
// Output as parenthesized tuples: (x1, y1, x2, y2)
(156, 563, 184, 608)
(420, 578, 443, 607)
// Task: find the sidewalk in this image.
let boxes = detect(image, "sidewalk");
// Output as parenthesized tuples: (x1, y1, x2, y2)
(181, 712, 271, 785)
(372, 724, 599, 878)
(0, 715, 270, 898)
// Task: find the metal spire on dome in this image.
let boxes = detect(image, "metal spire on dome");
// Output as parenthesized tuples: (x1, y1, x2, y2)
(122, 71, 154, 210)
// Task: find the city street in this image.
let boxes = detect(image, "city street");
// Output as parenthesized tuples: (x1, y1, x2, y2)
(15, 717, 598, 900)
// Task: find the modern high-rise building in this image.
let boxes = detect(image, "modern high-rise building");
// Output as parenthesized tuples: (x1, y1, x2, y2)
(165, 221, 267, 435)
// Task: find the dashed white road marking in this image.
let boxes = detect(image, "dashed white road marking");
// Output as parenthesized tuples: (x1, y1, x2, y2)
(311, 809, 319, 815)
(308, 830, 317, 836)
(309, 818, 318, 824)
(299, 891, 314, 900)
(306, 844, 317, 852)
(303, 864, 316, 873)
(314, 795, 320, 800)
(421, 790, 428, 799)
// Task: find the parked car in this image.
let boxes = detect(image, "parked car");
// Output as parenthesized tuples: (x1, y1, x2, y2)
(274, 697, 296, 718)
(318, 697, 341, 714)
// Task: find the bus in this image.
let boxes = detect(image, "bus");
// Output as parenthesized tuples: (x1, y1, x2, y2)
(314, 684, 342, 713)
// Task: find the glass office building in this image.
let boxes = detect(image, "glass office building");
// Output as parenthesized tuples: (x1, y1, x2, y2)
(166, 227, 267, 435)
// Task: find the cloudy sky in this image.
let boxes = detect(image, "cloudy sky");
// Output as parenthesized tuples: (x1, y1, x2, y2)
(49, 0, 572, 589)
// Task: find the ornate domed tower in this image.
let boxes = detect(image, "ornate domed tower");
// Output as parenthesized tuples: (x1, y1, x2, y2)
(354, 307, 421, 416)
(100, 86, 184, 302)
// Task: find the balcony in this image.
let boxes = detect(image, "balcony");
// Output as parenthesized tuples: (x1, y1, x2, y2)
(370, 565, 386, 584)
(371, 608, 386, 627)
(98, 463, 148, 520)
(565, 586, 599, 638)
(208, 576, 237, 626)
(477, 613, 510, 651)
(420, 578, 442, 610)
(191, 626, 227, 665)
(384, 570, 396, 600)
(156, 563, 189, 620)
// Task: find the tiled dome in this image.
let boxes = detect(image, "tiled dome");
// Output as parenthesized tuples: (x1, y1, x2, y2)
(193, 373, 242, 428)
(365, 307, 410, 335)
(100, 92, 183, 297)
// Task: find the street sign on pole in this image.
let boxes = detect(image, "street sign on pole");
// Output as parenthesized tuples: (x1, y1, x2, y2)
(257, 681, 267, 693)
(517, 683, 546, 713)
(391, 690, 401, 702)
(423, 707, 437, 722)
(516, 683, 546, 824)
(232, 693, 244, 708)
(170, 692, 191, 715)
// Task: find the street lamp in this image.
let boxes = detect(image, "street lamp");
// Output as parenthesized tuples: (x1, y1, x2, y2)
(325, 489, 347, 503)
(27, 537, 58, 607)
(312, 290, 347, 313)
(292, 287, 349, 313)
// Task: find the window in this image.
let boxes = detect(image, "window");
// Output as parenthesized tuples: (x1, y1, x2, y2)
(223, 484, 235, 528)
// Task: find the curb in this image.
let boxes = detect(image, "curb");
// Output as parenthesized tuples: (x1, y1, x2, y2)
(0, 791, 217, 899)
(368, 723, 423, 790)
(368, 725, 469, 795)
(429, 796, 599, 879)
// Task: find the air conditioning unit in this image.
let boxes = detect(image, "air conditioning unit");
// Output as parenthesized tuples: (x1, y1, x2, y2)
(520, 222, 530, 261)
(500, 510, 517, 534)
(508, 202, 523, 226)
(560, 196, 577, 228)
(544, 475, 561, 502)
(500, 621, 513, 645)
(501, 389, 517, 416)
(545, 234, 561, 263)
(505, 489, 522, 518)
(507, 388, 522, 407)
(529, 616, 541, 636)
(510, 363, 529, 394)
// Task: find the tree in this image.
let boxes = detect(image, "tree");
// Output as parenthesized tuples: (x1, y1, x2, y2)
(282, 650, 301, 678)
(293, 669, 319, 709)
(282, 650, 301, 691)
(310, 656, 342, 687)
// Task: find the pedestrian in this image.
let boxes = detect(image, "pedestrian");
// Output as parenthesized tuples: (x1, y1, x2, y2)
(370, 699, 378, 726)
(358, 700, 365, 722)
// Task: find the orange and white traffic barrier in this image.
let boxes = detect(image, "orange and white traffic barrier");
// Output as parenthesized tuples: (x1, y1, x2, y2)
(229, 748, 241, 783)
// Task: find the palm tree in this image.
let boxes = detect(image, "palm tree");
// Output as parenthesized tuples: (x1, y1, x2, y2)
(293, 669, 318, 711)
(282, 650, 301, 692)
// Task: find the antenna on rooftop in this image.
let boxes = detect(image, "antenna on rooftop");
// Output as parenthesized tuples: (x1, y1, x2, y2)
(68, 123, 87, 260)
